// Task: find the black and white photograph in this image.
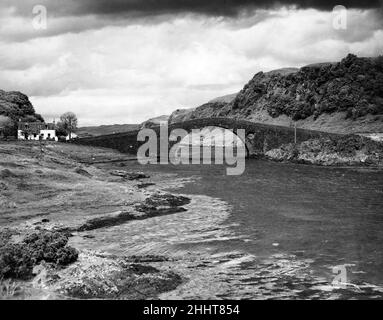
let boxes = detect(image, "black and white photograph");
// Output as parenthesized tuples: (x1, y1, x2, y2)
(0, 0, 383, 306)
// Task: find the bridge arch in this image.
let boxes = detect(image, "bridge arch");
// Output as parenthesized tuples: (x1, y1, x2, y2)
(167, 125, 250, 159)
(74, 117, 337, 158)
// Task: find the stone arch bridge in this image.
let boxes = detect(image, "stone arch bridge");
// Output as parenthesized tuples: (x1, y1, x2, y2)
(74, 118, 337, 158)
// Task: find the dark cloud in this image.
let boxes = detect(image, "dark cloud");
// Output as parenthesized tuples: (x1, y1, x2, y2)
(76, 0, 383, 16)
(3, 0, 383, 18)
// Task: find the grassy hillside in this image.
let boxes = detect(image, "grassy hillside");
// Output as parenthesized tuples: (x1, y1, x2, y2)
(77, 115, 170, 136)
(76, 123, 140, 137)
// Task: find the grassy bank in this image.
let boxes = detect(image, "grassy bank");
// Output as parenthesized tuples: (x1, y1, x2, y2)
(0, 141, 190, 299)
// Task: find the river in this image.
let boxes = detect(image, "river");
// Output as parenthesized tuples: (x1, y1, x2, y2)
(82, 159, 383, 299)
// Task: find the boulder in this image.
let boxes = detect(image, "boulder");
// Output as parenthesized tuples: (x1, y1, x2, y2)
(74, 167, 92, 178)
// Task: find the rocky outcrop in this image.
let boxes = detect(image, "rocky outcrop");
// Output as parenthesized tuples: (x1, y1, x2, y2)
(0, 229, 182, 299)
(109, 170, 149, 180)
(76, 193, 191, 232)
(168, 55, 383, 134)
(140, 115, 169, 129)
(134, 193, 191, 215)
(168, 108, 194, 124)
(168, 102, 227, 124)
(32, 251, 182, 299)
(265, 135, 383, 166)
(227, 55, 383, 122)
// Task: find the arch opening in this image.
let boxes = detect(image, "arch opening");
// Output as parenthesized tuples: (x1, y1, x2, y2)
(169, 126, 249, 162)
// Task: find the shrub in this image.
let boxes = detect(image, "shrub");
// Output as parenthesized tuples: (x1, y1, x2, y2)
(0, 231, 78, 280)
(0, 244, 33, 279)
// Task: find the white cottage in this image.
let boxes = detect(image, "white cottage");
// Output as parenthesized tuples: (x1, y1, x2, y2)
(17, 121, 58, 141)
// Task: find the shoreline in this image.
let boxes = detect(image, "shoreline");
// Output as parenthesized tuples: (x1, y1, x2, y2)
(0, 141, 199, 299)
(1, 140, 383, 299)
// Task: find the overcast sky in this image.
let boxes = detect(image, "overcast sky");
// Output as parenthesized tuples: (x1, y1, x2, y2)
(1, 1, 382, 126)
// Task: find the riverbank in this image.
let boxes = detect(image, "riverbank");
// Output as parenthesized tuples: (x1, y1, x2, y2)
(265, 135, 383, 167)
(0, 141, 191, 299)
(2, 141, 383, 300)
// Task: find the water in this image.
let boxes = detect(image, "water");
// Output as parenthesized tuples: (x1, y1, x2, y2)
(77, 159, 383, 299)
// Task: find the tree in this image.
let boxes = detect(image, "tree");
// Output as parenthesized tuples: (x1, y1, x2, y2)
(0, 115, 15, 138)
(55, 124, 67, 138)
(57, 112, 78, 140)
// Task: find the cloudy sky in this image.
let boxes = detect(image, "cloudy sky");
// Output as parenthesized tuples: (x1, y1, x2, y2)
(1, 1, 382, 126)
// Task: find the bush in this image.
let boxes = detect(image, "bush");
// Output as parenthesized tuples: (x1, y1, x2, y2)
(0, 231, 78, 280)
(0, 244, 32, 279)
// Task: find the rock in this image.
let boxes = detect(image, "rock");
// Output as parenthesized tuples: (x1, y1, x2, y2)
(32, 251, 182, 299)
(77, 193, 191, 232)
(109, 170, 149, 180)
(168, 102, 228, 124)
(144, 193, 191, 207)
(135, 204, 187, 216)
(134, 193, 191, 215)
(82, 234, 95, 239)
(74, 167, 92, 178)
(124, 255, 170, 263)
(140, 115, 170, 129)
(109, 170, 129, 177)
(136, 183, 155, 189)
(76, 211, 139, 232)
(266, 135, 383, 166)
